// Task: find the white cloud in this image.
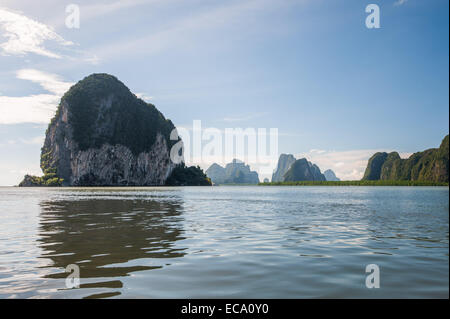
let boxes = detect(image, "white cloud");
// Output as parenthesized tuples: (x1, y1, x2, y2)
(0, 69, 73, 124)
(79, 0, 150, 21)
(394, 0, 408, 6)
(0, 7, 73, 58)
(20, 135, 45, 145)
(88, 0, 303, 61)
(0, 162, 42, 186)
(135, 92, 154, 101)
(222, 112, 269, 122)
(0, 135, 45, 146)
(0, 94, 60, 124)
(309, 149, 326, 154)
(295, 149, 412, 181)
(16, 69, 73, 95)
(83, 54, 100, 65)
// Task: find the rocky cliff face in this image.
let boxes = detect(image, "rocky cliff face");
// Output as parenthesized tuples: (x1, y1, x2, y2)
(38, 73, 178, 186)
(362, 135, 449, 182)
(272, 154, 326, 182)
(362, 152, 388, 180)
(323, 169, 340, 181)
(283, 158, 326, 182)
(206, 159, 259, 184)
(272, 154, 296, 182)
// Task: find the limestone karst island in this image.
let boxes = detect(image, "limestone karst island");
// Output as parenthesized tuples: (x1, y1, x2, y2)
(19, 74, 211, 187)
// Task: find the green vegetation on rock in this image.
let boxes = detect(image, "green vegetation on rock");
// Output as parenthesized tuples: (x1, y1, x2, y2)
(362, 152, 388, 180)
(283, 158, 326, 182)
(55, 73, 176, 155)
(165, 164, 212, 186)
(18, 174, 64, 187)
(362, 135, 449, 182)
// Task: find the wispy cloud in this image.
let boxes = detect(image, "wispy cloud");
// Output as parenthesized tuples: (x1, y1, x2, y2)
(0, 69, 74, 124)
(88, 0, 302, 61)
(79, 0, 151, 21)
(19, 135, 45, 145)
(0, 93, 61, 124)
(0, 135, 44, 146)
(0, 7, 73, 58)
(394, 0, 408, 6)
(135, 92, 154, 101)
(16, 69, 73, 95)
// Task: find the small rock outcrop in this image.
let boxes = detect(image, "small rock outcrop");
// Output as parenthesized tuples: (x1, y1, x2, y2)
(165, 163, 211, 186)
(18, 175, 44, 187)
(323, 169, 340, 181)
(206, 159, 259, 184)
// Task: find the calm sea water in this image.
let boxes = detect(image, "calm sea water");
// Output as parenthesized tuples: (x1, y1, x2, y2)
(0, 186, 448, 299)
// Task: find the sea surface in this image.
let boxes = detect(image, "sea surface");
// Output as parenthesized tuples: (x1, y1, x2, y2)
(0, 186, 448, 299)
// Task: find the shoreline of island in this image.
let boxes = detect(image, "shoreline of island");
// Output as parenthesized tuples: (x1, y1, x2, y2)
(258, 180, 449, 186)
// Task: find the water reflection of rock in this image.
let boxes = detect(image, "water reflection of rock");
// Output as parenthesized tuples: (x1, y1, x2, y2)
(37, 196, 186, 296)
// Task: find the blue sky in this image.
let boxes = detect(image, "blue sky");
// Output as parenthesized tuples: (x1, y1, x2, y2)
(0, 0, 448, 185)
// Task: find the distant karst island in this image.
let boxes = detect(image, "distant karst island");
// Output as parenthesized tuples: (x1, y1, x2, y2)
(205, 155, 340, 185)
(263, 135, 449, 186)
(206, 159, 260, 185)
(362, 135, 449, 183)
(19, 73, 211, 187)
(270, 154, 339, 183)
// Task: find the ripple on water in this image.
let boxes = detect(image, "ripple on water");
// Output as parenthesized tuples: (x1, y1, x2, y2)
(0, 186, 448, 298)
